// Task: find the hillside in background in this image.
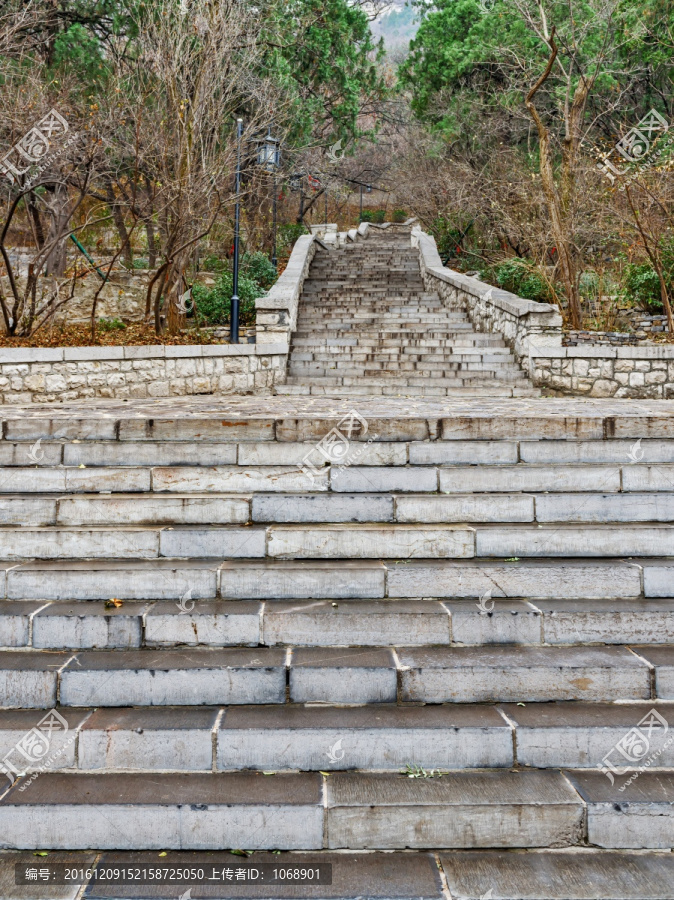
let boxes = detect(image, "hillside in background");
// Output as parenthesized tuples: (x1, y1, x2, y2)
(370, 0, 418, 58)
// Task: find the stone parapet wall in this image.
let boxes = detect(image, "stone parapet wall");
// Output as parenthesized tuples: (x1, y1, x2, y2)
(414, 228, 563, 366)
(255, 233, 317, 348)
(414, 228, 674, 398)
(0, 343, 287, 404)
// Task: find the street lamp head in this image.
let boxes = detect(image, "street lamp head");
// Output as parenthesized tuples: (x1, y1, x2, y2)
(257, 130, 281, 172)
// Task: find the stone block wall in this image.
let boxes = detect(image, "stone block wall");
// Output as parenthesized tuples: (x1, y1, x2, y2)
(530, 344, 674, 399)
(0, 344, 288, 404)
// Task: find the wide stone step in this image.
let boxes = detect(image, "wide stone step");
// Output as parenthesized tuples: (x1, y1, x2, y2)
(0, 643, 669, 707)
(0, 520, 670, 561)
(275, 384, 540, 398)
(4, 597, 674, 650)
(5, 769, 670, 850)
(0, 770, 589, 850)
(3, 701, 674, 775)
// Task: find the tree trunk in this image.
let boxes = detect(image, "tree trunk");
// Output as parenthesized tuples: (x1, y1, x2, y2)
(44, 183, 70, 278)
(106, 180, 133, 268)
(524, 28, 583, 328)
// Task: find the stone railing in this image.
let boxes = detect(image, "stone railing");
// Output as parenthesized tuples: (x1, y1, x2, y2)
(414, 228, 674, 399)
(414, 228, 563, 367)
(255, 233, 317, 347)
(529, 341, 674, 398)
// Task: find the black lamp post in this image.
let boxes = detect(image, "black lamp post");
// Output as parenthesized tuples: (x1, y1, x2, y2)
(256, 126, 281, 272)
(290, 173, 304, 223)
(230, 117, 243, 344)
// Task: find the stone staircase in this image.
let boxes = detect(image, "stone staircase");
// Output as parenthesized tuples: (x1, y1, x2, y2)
(277, 228, 539, 398)
(0, 396, 672, 898)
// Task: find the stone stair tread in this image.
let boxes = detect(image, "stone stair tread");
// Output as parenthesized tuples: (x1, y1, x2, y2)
(1, 642, 667, 707)
(5, 597, 674, 650)
(440, 848, 674, 899)
(0, 768, 604, 850)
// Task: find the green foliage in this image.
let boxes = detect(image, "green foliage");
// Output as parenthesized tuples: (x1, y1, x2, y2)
(202, 255, 228, 274)
(431, 216, 468, 259)
(372, 209, 386, 223)
(98, 316, 126, 331)
(360, 210, 374, 222)
(620, 264, 663, 313)
(277, 223, 309, 254)
(392, 209, 408, 223)
(262, 0, 388, 144)
(241, 252, 277, 290)
(490, 258, 553, 303)
(191, 273, 264, 327)
(51, 22, 107, 84)
(132, 258, 149, 269)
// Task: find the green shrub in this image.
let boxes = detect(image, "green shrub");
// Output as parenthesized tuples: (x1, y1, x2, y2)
(191, 272, 262, 326)
(372, 209, 386, 224)
(579, 270, 599, 299)
(241, 251, 277, 290)
(392, 209, 408, 223)
(202, 254, 228, 273)
(490, 258, 554, 303)
(621, 263, 664, 312)
(360, 210, 374, 222)
(431, 216, 467, 259)
(98, 317, 126, 331)
(277, 223, 309, 254)
(132, 258, 149, 269)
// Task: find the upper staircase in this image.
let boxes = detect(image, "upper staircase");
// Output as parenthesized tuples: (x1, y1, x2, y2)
(277, 228, 539, 398)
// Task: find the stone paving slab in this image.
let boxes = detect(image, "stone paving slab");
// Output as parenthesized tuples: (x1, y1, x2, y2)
(500, 701, 674, 768)
(79, 706, 220, 771)
(1, 395, 673, 425)
(218, 703, 511, 771)
(325, 771, 583, 849)
(0, 773, 323, 850)
(290, 648, 397, 704)
(439, 849, 674, 899)
(397, 646, 651, 703)
(567, 770, 674, 849)
(59, 649, 286, 707)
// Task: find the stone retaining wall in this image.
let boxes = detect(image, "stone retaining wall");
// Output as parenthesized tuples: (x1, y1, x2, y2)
(0, 343, 288, 404)
(0, 224, 325, 403)
(529, 343, 674, 399)
(415, 228, 674, 399)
